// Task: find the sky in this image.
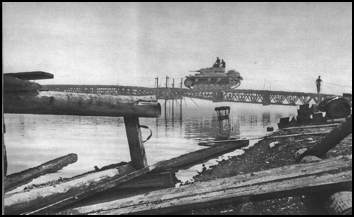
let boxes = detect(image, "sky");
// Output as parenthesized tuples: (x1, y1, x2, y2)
(2, 2, 352, 94)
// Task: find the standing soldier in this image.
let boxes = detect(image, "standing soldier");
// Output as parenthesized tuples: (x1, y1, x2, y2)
(213, 57, 221, 67)
(221, 59, 226, 68)
(316, 76, 322, 102)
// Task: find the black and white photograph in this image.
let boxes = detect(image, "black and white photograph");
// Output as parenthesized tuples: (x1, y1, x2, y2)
(2, 2, 352, 215)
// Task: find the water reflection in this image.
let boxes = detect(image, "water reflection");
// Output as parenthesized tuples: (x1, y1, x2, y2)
(4, 97, 298, 182)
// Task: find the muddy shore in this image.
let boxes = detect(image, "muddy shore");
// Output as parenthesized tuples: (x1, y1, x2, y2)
(184, 125, 352, 215)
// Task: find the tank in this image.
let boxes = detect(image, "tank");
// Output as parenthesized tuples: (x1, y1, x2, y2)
(184, 59, 243, 90)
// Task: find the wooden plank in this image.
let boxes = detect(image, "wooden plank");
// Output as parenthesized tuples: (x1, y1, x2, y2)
(268, 131, 330, 139)
(60, 155, 352, 215)
(282, 123, 340, 130)
(117, 171, 176, 189)
(198, 139, 249, 147)
(4, 163, 158, 215)
(153, 140, 249, 172)
(124, 116, 147, 169)
(4, 91, 161, 118)
(5, 153, 77, 192)
(4, 71, 54, 80)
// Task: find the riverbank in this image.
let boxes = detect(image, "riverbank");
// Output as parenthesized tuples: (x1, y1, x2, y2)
(187, 124, 352, 215)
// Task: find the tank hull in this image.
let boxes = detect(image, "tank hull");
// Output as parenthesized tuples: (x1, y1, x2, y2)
(184, 67, 243, 90)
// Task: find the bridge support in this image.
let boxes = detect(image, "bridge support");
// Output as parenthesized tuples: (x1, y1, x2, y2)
(262, 92, 271, 105)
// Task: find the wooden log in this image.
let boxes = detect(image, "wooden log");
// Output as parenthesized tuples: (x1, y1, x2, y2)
(153, 139, 249, 172)
(5, 153, 78, 192)
(124, 116, 147, 169)
(60, 155, 352, 215)
(4, 163, 158, 215)
(302, 116, 352, 158)
(4, 91, 161, 118)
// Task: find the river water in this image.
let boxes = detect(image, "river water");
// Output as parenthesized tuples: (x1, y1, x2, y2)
(4, 97, 297, 186)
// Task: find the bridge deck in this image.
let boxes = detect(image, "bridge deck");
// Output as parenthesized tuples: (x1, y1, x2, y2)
(43, 85, 339, 106)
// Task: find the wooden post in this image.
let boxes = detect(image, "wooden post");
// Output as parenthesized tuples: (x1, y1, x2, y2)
(124, 116, 147, 169)
(2, 115, 5, 215)
(155, 77, 159, 98)
(165, 76, 169, 88)
(180, 78, 183, 122)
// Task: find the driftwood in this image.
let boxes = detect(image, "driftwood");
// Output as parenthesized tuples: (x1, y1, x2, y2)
(4, 163, 157, 215)
(60, 155, 352, 215)
(153, 139, 249, 172)
(5, 153, 78, 192)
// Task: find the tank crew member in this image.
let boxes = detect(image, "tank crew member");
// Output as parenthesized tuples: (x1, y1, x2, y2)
(213, 57, 221, 67)
(221, 59, 226, 68)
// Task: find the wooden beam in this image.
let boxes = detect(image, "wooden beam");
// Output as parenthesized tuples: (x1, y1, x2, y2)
(59, 155, 352, 215)
(4, 71, 54, 80)
(153, 139, 249, 172)
(124, 116, 147, 169)
(5, 153, 78, 192)
(4, 91, 161, 118)
(4, 163, 158, 215)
